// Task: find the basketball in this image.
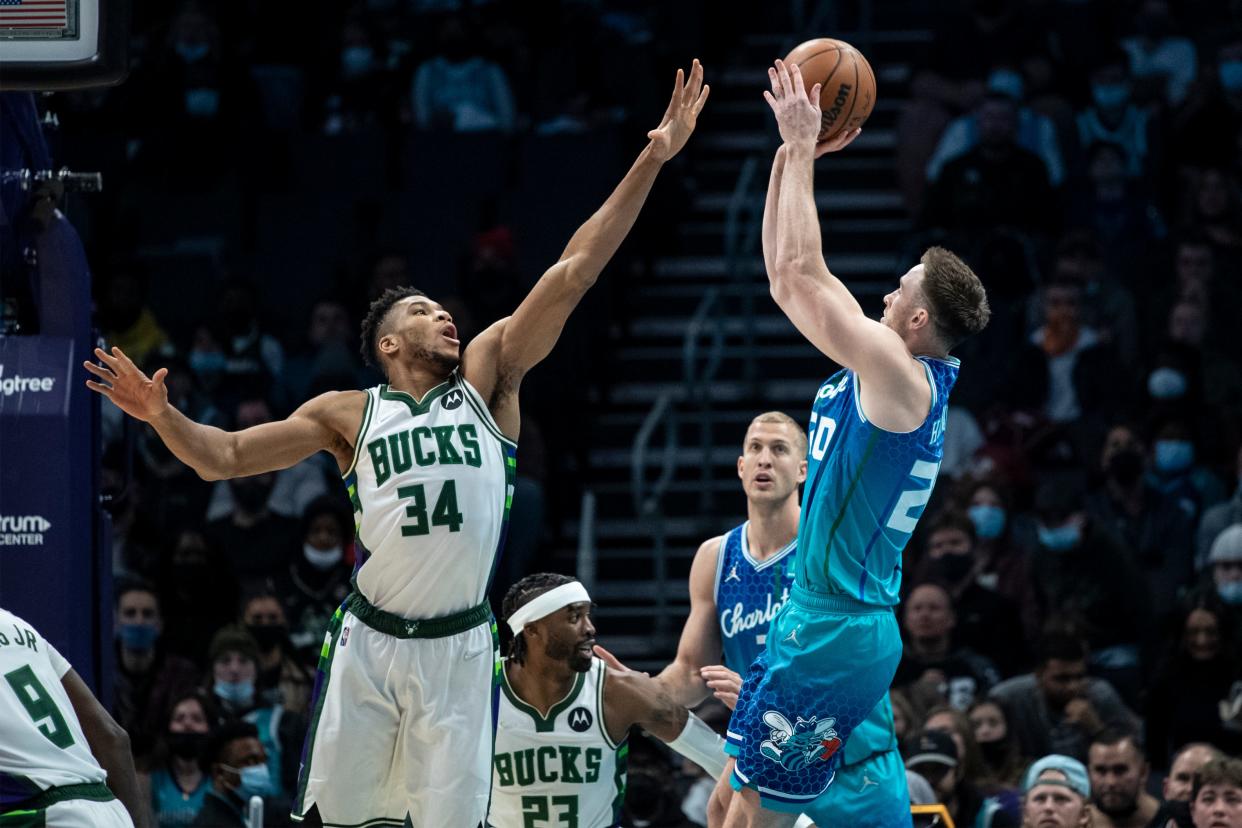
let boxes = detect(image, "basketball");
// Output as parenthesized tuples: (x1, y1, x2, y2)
(783, 38, 876, 142)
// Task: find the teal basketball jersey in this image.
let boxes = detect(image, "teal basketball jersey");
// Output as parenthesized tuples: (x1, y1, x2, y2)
(797, 357, 959, 605)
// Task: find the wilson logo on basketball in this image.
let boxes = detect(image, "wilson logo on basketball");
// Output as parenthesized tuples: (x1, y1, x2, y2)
(821, 84, 853, 129)
(567, 707, 593, 732)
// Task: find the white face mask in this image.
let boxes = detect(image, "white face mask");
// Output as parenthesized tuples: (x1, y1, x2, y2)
(303, 543, 343, 571)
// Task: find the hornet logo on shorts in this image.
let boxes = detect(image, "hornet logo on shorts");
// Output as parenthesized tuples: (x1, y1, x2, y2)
(441, 389, 464, 410)
(759, 711, 842, 770)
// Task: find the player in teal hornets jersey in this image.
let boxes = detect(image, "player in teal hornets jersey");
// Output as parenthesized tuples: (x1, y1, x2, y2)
(716, 60, 991, 828)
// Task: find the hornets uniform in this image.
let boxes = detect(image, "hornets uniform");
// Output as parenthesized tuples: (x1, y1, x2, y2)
(727, 357, 958, 823)
(0, 608, 134, 827)
(488, 658, 627, 828)
(715, 524, 907, 826)
(295, 371, 516, 827)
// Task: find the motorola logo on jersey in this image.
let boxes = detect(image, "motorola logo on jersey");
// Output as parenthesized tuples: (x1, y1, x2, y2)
(441, 389, 464, 410)
(567, 707, 593, 732)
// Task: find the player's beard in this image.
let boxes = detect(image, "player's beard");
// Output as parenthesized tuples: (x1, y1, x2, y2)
(546, 636, 593, 673)
(410, 340, 460, 376)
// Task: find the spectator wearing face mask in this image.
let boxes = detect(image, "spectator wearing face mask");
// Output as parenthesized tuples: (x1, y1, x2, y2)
(204, 470, 301, 595)
(1207, 525, 1242, 612)
(1200, 452, 1242, 570)
(240, 591, 313, 716)
(912, 510, 1027, 676)
(962, 478, 1042, 645)
(1075, 48, 1156, 180)
(139, 690, 218, 828)
(1027, 476, 1152, 695)
(1161, 298, 1242, 427)
(894, 582, 1001, 714)
(969, 699, 1030, 788)
(203, 627, 304, 804)
(1146, 417, 1226, 527)
(190, 720, 286, 828)
(990, 630, 1139, 762)
(1086, 422, 1196, 622)
(112, 579, 202, 762)
(411, 14, 516, 133)
(272, 495, 355, 664)
(1119, 0, 1198, 109)
(1085, 727, 1160, 828)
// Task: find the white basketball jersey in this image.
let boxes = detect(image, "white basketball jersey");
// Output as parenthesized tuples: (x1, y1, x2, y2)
(489, 658, 626, 828)
(0, 608, 107, 796)
(345, 372, 516, 619)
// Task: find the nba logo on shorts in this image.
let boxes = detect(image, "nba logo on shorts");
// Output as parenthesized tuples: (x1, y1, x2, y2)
(339, 626, 351, 648)
(442, 390, 464, 410)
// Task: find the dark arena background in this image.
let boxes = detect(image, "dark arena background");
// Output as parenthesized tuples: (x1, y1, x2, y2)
(2, 1, 1242, 827)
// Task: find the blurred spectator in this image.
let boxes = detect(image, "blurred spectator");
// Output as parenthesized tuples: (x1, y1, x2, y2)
(156, 528, 240, 663)
(894, 582, 1001, 714)
(204, 626, 303, 802)
(102, 444, 165, 579)
(1181, 166, 1242, 253)
(411, 15, 516, 133)
(135, 418, 216, 543)
(1086, 421, 1196, 621)
(924, 705, 993, 790)
(1208, 525, 1242, 609)
(1019, 755, 1093, 828)
(241, 590, 313, 716)
(1119, 0, 1199, 109)
(1173, 35, 1242, 167)
(1076, 48, 1157, 180)
(1162, 301, 1242, 423)
(205, 396, 329, 523)
(190, 720, 285, 828)
(272, 495, 355, 663)
(1188, 758, 1242, 828)
(920, 93, 1057, 239)
(940, 406, 986, 480)
(926, 63, 1065, 187)
(990, 629, 1139, 761)
(1086, 726, 1160, 828)
(969, 699, 1029, 787)
(140, 690, 218, 828)
(204, 470, 300, 594)
(905, 729, 999, 828)
(892, 687, 922, 751)
(1028, 474, 1152, 684)
(961, 478, 1041, 645)
(112, 579, 202, 761)
(1028, 280, 1101, 424)
(1199, 449, 1242, 570)
(279, 298, 367, 404)
(912, 510, 1027, 676)
(1146, 591, 1242, 771)
(1165, 744, 1224, 802)
(209, 279, 286, 410)
(99, 263, 169, 369)
(1147, 415, 1226, 525)
(320, 15, 401, 134)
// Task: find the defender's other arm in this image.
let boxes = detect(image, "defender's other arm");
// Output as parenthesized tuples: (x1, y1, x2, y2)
(85, 347, 361, 480)
(655, 537, 724, 708)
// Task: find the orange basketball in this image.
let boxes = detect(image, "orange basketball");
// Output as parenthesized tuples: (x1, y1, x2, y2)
(783, 38, 876, 142)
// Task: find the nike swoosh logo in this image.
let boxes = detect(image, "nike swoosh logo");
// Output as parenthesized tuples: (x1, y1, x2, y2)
(464, 648, 490, 661)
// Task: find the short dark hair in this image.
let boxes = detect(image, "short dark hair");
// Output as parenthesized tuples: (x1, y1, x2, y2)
(919, 247, 990, 350)
(359, 286, 426, 374)
(501, 573, 578, 665)
(201, 719, 259, 771)
(1192, 758, 1242, 801)
(927, 510, 977, 544)
(115, 577, 159, 610)
(1089, 724, 1144, 757)
(1037, 629, 1089, 666)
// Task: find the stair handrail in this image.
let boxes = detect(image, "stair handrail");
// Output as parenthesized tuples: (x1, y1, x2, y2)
(576, 489, 597, 595)
(725, 152, 767, 389)
(629, 391, 678, 640)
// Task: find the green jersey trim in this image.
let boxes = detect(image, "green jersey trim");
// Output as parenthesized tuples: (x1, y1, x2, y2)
(342, 389, 375, 480)
(500, 665, 586, 733)
(595, 659, 622, 750)
(378, 379, 452, 416)
(460, 380, 518, 449)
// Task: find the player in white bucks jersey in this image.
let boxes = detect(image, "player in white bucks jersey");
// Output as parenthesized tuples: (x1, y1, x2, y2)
(490, 575, 727, 828)
(0, 607, 147, 827)
(87, 61, 710, 828)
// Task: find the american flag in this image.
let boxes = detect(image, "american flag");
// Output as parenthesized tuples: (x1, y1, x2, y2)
(0, 0, 68, 29)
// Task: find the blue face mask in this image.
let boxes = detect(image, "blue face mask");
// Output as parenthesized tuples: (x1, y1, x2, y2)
(1154, 440, 1194, 474)
(968, 504, 1007, 540)
(175, 41, 210, 64)
(987, 69, 1024, 101)
(1218, 581, 1242, 606)
(185, 88, 220, 118)
(1219, 60, 1242, 94)
(1148, 367, 1187, 400)
(213, 679, 255, 708)
(341, 46, 375, 78)
(1091, 83, 1130, 110)
(225, 762, 273, 799)
(118, 623, 159, 653)
(189, 350, 226, 377)
(1038, 522, 1081, 552)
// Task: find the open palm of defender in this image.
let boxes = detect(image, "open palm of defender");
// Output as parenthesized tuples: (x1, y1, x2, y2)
(648, 59, 711, 162)
(763, 59, 861, 158)
(84, 347, 169, 422)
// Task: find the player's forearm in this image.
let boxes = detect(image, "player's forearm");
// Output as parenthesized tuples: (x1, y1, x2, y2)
(761, 146, 788, 278)
(655, 660, 711, 709)
(147, 405, 237, 481)
(558, 143, 665, 286)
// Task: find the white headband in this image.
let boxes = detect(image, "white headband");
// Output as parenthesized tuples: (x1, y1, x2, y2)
(507, 582, 592, 635)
